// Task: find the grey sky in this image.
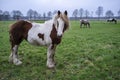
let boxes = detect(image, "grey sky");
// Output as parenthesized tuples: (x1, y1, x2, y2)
(0, 0, 120, 17)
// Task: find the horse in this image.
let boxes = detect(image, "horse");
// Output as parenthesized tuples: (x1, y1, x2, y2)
(9, 10, 69, 68)
(80, 19, 90, 28)
(107, 18, 117, 24)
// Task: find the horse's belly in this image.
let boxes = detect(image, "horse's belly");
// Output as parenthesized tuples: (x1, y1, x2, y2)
(28, 39, 45, 46)
(27, 36, 51, 46)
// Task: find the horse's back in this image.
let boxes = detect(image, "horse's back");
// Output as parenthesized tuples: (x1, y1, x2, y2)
(10, 20, 32, 32)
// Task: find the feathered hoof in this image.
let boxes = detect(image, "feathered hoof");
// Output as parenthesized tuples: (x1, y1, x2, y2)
(13, 59, 22, 65)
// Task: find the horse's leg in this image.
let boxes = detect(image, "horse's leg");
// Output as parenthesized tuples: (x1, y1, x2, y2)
(115, 20, 117, 24)
(47, 44, 56, 68)
(85, 24, 87, 28)
(9, 44, 22, 65)
(9, 35, 22, 65)
(88, 23, 90, 28)
(80, 23, 82, 28)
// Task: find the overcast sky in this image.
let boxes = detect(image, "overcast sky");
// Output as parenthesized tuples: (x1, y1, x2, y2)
(0, 0, 120, 17)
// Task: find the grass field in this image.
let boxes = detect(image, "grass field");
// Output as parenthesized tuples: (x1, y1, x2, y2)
(0, 20, 120, 80)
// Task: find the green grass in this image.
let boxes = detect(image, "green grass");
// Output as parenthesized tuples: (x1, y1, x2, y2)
(0, 20, 120, 80)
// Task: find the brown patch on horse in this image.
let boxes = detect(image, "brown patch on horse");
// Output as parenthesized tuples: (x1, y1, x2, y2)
(38, 33, 44, 40)
(63, 23, 68, 32)
(9, 20, 32, 48)
(50, 24, 61, 45)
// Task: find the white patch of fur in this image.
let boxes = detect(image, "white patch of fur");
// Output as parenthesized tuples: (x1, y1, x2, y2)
(57, 18, 64, 36)
(27, 21, 53, 46)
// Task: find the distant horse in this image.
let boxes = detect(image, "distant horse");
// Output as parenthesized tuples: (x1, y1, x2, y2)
(80, 20, 90, 28)
(9, 11, 69, 68)
(107, 18, 117, 24)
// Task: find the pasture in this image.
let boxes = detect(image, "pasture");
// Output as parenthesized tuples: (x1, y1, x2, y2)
(0, 20, 120, 80)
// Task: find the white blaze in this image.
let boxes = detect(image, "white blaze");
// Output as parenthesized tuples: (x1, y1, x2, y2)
(57, 18, 64, 36)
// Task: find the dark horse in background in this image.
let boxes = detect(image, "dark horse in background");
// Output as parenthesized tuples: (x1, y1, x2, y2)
(80, 20, 90, 28)
(107, 18, 117, 24)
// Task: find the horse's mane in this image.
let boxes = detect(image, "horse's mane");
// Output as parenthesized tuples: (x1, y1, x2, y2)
(44, 14, 59, 27)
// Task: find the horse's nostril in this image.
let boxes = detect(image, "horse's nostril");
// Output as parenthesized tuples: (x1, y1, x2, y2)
(57, 35, 62, 39)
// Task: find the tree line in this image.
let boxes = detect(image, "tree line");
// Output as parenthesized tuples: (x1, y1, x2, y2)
(0, 6, 120, 20)
(72, 6, 120, 20)
(0, 9, 58, 20)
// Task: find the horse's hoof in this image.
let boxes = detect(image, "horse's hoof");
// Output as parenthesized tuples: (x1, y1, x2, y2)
(47, 64, 55, 69)
(47, 66, 55, 69)
(13, 59, 22, 65)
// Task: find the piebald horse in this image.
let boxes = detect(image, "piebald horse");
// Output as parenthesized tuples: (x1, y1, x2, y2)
(9, 11, 69, 68)
(80, 19, 90, 28)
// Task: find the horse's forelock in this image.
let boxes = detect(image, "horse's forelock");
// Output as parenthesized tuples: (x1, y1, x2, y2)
(60, 13, 69, 30)
(52, 13, 60, 26)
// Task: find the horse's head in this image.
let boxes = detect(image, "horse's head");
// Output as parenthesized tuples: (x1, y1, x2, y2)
(57, 10, 69, 37)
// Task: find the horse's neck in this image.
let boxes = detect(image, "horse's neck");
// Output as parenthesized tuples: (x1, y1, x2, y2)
(44, 19, 58, 31)
(52, 14, 58, 25)
(51, 18, 58, 29)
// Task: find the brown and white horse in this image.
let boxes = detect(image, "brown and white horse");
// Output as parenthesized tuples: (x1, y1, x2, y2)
(80, 19, 90, 28)
(9, 11, 69, 68)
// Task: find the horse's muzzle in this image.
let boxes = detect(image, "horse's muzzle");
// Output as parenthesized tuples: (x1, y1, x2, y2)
(57, 35, 62, 39)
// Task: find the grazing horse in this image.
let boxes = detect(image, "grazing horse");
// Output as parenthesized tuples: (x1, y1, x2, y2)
(107, 18, 117, 24)
(9, 11, 69, 68)
(80, 20, 90, 28)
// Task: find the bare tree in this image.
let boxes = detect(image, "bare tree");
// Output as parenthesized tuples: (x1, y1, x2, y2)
(43, 12, 46, 20)
(27, 9, 39, 20)
(105, 10, 114, 18)
(0, 10, 2, 15)
(3, 11, 10, 20)
(72, 9, 78, 19)
(90, 11, 94, 17)
(118, 9, 120, 18)
(84, 10, 89, 18)
(47, 11, 52, 18)
(38, 14, 41, 19)
(96, 6, 103, 20)
(79, 8, 84, 19)
(27, 9, 34, 20)
(12, 10, 23, 20)
(0, 10, 3, 20)
(33, 11, 38, 20)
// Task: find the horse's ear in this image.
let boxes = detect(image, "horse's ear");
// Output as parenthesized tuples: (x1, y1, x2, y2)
(58, 10, 61, 15)
(64, 10, 67, 15)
